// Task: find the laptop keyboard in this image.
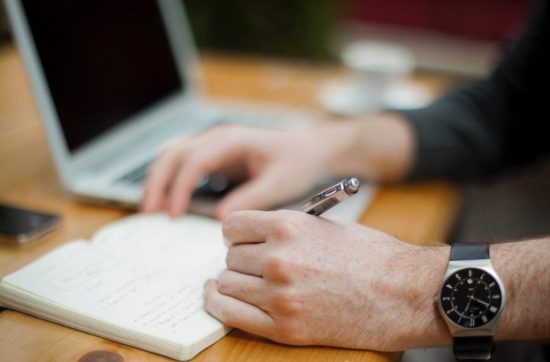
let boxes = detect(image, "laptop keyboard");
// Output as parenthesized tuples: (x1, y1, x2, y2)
(117, 161, 151, 185)
(116, 159, 241, 201)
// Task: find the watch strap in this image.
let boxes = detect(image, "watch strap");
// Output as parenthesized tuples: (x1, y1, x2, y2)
(450, 242, 489, 261)
(449, 243, 495, 361)
(453, 336, 495, 361)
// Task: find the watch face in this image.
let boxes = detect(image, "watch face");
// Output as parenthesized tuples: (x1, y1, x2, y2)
(439, 267, 503, 328)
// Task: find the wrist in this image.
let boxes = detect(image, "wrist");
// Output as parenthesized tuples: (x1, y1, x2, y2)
(362, 113, 416, 181)
(322, 114, 415, 182)
(314, 120, 365, 178)
(489, 242, 523, 341)
(401, 244, 452, 349)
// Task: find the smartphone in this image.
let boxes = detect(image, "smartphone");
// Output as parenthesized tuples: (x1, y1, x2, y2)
(0, 204, 61, 245)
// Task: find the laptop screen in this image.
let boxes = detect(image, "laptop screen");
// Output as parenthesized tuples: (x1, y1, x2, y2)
(21, 0, 185, 152)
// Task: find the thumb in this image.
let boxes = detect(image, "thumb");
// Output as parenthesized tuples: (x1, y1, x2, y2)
(217, 169, 285, 219)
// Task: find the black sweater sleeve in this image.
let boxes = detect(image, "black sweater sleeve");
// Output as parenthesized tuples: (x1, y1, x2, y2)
(402, 0, 550, 180)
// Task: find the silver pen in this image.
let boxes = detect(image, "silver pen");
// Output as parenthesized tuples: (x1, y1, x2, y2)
(302, 177, 360, 216)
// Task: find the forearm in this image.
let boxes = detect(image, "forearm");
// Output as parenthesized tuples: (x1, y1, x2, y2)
(411, 238, 550, 348)
(492, 237, 550, 341)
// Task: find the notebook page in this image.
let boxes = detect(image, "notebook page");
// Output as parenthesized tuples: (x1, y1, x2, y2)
(2, 241, 224, 345)
(91, 213, 227, 280)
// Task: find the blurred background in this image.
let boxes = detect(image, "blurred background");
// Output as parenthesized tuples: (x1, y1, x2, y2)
(0, 2, 9, 44)
(1, 0, 528, 76)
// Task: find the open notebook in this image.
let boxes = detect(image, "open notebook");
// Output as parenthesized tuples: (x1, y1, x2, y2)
(0, 185, 375, 360)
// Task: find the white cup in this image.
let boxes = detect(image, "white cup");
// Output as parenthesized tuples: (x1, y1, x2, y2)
(341, 41, 415, 113)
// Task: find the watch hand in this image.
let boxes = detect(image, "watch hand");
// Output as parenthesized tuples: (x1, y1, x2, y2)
(464, 296, 473, 314)
(465, 279, 482, 312)
(468, 295, 490, 307)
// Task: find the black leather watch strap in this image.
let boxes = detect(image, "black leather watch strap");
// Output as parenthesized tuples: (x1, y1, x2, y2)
(450, 242, 489, 261)
(450, 243, 494, 360)
(453, 336, 495, 361)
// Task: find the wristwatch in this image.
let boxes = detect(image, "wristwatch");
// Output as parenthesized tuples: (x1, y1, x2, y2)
(436, 242, 506, 361)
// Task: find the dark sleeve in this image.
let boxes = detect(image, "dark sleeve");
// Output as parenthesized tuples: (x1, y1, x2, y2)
(401, 0, 550, 180)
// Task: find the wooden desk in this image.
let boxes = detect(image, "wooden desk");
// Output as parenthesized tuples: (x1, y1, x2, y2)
(0, 44, 460, 362)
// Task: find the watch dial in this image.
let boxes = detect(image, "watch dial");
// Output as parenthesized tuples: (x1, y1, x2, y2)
(439, 268, 502, 328)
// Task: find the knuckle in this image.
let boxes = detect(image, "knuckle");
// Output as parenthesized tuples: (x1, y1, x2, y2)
(221, 224, 232, 244)
(188, 151, 219, 173)
(216, 272, 231, 294)
(266, 253, 285, 273)
(225, 248, 241, 271)
(265, 252, 290, 282)
(268, 216, 293, 240)
(221, 214, 237, 238)
(149, 156, 173, 176)
(271, 289, 302, 315)
(268, 210, 304, 239)
(225, 248, 237, 270)
(224, 250, 232, 269)
(218, 306, 236, 325)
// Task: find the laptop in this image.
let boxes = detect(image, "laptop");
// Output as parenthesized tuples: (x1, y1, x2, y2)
(4, 1, 301, 208)
(5, 0, 375, 218)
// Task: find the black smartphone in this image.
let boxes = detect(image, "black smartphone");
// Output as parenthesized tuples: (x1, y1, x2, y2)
(0, 204, 61, 245)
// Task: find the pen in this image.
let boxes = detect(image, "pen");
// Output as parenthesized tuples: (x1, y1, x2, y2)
(302, 177, 360, 216)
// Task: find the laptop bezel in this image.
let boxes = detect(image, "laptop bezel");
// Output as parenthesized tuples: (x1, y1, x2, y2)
(4, 0, 203, 189)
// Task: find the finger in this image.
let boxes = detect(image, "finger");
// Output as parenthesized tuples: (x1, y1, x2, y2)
(167, 143, 247, 217)
(204, 279, 274, 336)
(222, 210, 271, 246)
(217, 270, 270, 307)
(166, 155, 209, 217)
(142, 148, 185, 212)
(217, 167, 288, 218)
(226, 243, 267, 276)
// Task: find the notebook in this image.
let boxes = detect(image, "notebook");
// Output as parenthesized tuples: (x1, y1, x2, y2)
(0, 213, 229, 361)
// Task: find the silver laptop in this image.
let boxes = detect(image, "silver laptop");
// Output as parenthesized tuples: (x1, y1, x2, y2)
(4, 0, 316, 211)
(5, 0, 375, 219)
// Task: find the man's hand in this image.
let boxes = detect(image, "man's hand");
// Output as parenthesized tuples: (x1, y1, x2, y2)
(141, 123, 356, 219)
(141, 114, 415, 219)
(204, 210, 451, 351)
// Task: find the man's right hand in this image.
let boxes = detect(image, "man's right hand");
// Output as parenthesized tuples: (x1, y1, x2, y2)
(142, 113, 415, 219)
(141, 123, 353, 219)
